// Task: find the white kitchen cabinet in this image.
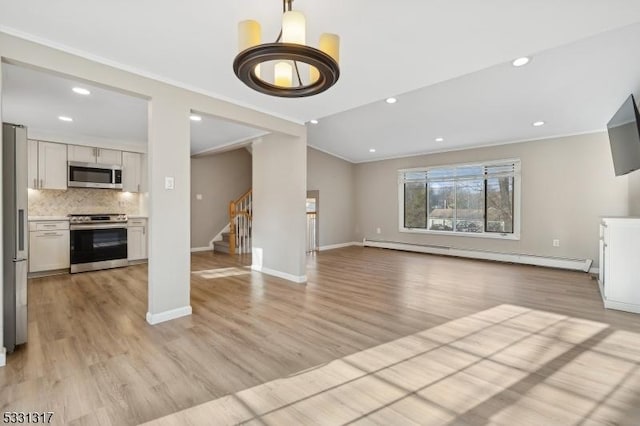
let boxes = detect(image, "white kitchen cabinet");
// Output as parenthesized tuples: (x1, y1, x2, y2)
(37, 141, 68, 190)
(27, 139, 39, 189)
(97, 148, 122, 165)
(599, 217, 640, 314)
(68, 145, 96, 163)
(29, 221, 70, 273)
(128, 218, 147, 261)
(122, 151, 142, 192)
(68, 145, 122, 165)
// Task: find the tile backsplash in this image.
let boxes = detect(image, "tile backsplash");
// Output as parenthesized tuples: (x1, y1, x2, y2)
(28, 188, 141, 216)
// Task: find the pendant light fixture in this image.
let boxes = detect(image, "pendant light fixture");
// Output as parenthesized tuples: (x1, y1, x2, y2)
(233, 0, 340, 98)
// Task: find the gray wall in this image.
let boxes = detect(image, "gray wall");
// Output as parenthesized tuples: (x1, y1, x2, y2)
(190, 149, 252, 249)
(354, 132, 629, 267)
(630, 170, 640, 216)
(252, 134, 307, 281)
(307, 147, 356, 247)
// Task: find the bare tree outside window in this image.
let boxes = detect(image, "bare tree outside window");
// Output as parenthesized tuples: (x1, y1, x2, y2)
(400, 160, 518, 236)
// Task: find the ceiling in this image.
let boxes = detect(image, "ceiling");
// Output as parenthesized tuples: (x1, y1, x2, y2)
(1, 1, 640, 160)
(310, 23, 640, 162)
(190, 114, 267, 156)
(1, 63, 266, 154)
(1, 63, 148, 146)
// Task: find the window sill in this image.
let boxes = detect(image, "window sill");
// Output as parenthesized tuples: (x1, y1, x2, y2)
(399, 227, 520, 241)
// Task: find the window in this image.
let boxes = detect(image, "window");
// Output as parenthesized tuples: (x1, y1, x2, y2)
(399, 159, 520, 239)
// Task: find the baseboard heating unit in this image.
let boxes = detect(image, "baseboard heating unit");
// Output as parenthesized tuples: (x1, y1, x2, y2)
(363, 239, 593, 272)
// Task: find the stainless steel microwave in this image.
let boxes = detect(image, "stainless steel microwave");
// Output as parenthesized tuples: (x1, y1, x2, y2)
(68, 161, 123, 189)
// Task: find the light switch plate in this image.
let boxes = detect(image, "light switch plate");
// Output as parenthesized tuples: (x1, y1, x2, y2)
(196, 194, 203, 200)
(165, 177, 175, 190)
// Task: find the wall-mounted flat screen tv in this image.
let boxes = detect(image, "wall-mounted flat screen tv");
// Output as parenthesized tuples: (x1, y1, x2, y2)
(607, 94, 640, 176)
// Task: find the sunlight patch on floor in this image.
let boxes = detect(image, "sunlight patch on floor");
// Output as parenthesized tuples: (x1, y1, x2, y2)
(141, 304, 640, 426)
(191, 266, 252, 279)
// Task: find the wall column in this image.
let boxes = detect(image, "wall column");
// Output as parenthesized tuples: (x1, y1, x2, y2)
(146, 96, 192, 323)
(252, 133, 307, 282)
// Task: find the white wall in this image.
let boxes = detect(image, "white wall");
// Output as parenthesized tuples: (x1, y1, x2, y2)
(252, 134, 307, 282)
(629, 170, 640, 216)
(307, 147, 356, 247)
(354, 132, 629, 267)
(0, 32, 305, 355)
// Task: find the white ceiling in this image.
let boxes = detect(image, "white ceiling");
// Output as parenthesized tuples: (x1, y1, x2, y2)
(1, 63, 148, 146)
(190, 114, 267, 156)
(309, 23, 640, 162)
(1, 1, 640, 161)
(1, 63, 266, 154)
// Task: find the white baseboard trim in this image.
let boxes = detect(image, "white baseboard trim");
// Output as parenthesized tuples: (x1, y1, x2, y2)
(251, 265, 307, 283)
(146, 305, 192, 325)
(0, 347, 6, 367)
(598, 279, 640, 314)
(363, 239, 593, 272)
(603, 298, 640, 314)
(589, 267, 600, 275)
(209, 224, 230, 248)
(318, 241, 363, 251)
(190, 246, 212, 253)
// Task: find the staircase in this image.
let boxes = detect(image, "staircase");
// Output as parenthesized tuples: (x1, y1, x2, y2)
(213, 189, 252, 255)
(212, 232, 232, 254)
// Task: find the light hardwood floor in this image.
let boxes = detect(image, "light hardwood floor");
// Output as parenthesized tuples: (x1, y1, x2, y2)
(1, 247, 640, 425)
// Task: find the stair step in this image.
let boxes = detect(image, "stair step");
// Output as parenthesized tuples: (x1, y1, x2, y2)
(221, 232, 230, 242)
(214, 240, 230, 254)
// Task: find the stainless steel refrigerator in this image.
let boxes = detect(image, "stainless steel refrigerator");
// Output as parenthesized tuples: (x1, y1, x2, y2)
(2, 123, 28, 353)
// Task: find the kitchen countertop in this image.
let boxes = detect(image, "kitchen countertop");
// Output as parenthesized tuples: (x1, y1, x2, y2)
(29, 215, 147, 220)
(28, 216, 69, 221)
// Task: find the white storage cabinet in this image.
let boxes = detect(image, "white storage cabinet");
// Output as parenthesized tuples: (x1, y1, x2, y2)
(127, 218, 148, 261)
(599, 217, 640, 314)
(29, 221, 70, 273)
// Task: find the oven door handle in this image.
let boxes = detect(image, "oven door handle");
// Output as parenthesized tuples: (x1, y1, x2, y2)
(70, 223, 128, 230)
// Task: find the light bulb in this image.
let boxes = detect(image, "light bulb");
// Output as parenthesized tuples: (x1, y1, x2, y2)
(274, 62, 293, 87)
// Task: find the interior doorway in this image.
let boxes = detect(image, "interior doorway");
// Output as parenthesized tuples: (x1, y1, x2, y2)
(306, 190, 319, 253)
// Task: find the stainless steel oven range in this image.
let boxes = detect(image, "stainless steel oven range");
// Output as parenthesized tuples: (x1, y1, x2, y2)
(69, 213, 128, 273)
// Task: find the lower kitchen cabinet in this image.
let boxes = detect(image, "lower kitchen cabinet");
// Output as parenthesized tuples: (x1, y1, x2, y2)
(29, 221, 70, 273)
(128, 218, 147, 261)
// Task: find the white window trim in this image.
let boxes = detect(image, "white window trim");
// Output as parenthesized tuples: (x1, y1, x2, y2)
(397, 158, 521, 240)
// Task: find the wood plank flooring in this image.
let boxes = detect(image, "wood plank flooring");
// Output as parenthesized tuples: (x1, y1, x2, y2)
(1, 247, 640, 425)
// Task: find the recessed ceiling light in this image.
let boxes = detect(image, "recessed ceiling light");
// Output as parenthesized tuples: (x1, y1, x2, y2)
(532, 121, 545, 127)
(512, 57, 530, 67)
(190, 115, 202, 121)
(72, 87, 91, 95)
(369, 148, 376, 153)
(58, 116, 73, 122)
(435, 137, 444, 142)
(310, 119, 319, 124)
(385, 97, 397, 104)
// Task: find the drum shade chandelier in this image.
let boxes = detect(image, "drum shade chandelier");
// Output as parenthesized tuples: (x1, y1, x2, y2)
(233, 0, 340, 98)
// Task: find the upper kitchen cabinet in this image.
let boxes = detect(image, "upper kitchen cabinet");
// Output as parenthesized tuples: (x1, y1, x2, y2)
(37, 141, 67, 190)
(122, 151, 142, 192)
(68, 145, 122, 165)
(27, 139, 38, 189)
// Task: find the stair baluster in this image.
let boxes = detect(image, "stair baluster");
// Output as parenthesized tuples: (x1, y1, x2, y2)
(225, 189, 252, 255)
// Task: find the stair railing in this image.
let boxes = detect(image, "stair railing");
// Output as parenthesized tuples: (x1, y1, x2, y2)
(228, 189, 252, 255)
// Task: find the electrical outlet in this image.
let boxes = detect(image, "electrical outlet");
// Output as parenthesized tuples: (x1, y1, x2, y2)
(553, 239, 560, 247)
(376, 227, 382, 234)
